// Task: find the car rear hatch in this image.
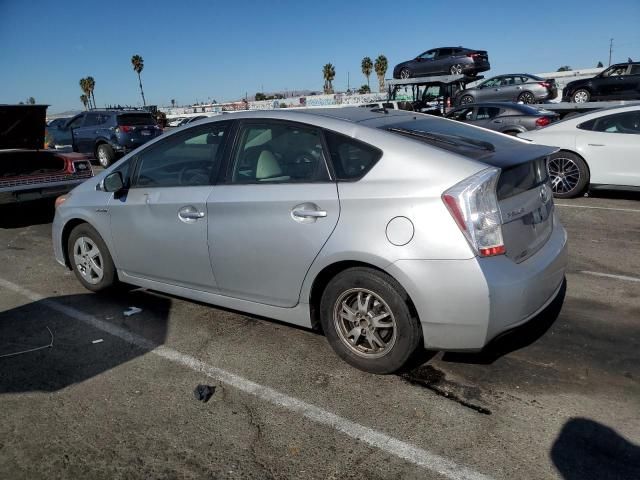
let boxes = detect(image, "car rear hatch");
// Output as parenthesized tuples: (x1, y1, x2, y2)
(469, 50, 489, 65)
(382, 119, 557, 263)
(116, 113, 160, 144)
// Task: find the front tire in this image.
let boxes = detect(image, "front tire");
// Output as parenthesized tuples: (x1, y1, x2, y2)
(571, 89, 591, 103)
(459, 94, 474, 105)
(319, 267, 422, 374)
(547, 151, 590, 198)
(399, 68, 411, 79)
(68, 223, 117, 292)
(450, 64, 463, 75)
(96, 143, 115, 168)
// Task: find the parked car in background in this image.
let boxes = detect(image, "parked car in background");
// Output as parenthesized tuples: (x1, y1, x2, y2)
(446, 103, 559, 135)
(563, 62, 640, 103)
(53, 108, 566, 374)
(519, 105, 640, 198)
(393, 47, 490, 79)
(454, 74, 557, 105)
(167, 117, 186, 127)
(1, 104, 92, 205)
(48, 109, 163, 167)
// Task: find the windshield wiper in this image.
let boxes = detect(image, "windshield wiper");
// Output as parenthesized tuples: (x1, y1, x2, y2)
(388, 127, 494, 151)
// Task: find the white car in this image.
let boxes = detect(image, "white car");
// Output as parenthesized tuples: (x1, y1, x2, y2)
(519, 105, 640, 198)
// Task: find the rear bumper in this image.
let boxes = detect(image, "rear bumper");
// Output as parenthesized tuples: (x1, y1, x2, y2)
(464, 62, 490, 74)
(0, 179, 85, 205)
(387, 219, 568, 350)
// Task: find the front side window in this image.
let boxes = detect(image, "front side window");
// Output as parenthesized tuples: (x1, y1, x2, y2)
(132, 122, 228, 188)
(601, 65, 628, 77)
(419, 50, 436, 61)
(324, 131, 382, 181)
(83, 113, 100, 127)
(230, 123, 327, 184)
(476, 107, 501, 120)
(587, 111, 640, 134)
(480, 78, 501, 88)
(67, 115, 85, 129)
(436, 48, 453, 58)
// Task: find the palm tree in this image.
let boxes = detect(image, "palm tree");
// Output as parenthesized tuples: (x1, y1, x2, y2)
(79, 78, 92, 109)
(322, 63, 335, 94)
(80, 94, 89, 110)
(131, 54, 146, 106)
(374, 55, 388, 93)
(361, 57, 373, 89)
(170, 99, 175, 108)
(86, 76, 97, 109)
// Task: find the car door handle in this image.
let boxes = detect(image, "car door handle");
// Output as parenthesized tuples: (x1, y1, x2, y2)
(292, 209, 327, 218)
(588, 143, 605, 147)
(178, 206, 205, 222)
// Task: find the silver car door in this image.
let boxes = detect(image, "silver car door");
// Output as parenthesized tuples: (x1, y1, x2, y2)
(577, 111, 640, 186)
(108, 122, 230, 291)
(207, 121, 339, 308)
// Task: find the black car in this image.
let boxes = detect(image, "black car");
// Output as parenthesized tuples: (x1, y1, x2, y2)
(393, 47, 490, 79)
(445, 102, 559, 135)
(563, 62, 640, 103)
(48, 110, 162, 167)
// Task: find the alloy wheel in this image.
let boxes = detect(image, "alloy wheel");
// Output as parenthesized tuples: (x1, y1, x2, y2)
(333, 288, 397, 359)
(548, 157, 580, 195)
(73, 236, 104, 285)
(97, 148, 109, 167)
(519, 92, 535, 104)
(573, 91, 589, 103)
(450, 64, 463, 75)
(400, 69, 410, 79)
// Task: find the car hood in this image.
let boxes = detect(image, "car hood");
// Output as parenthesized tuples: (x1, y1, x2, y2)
(564, 78, 590, 90)
(0, 104, 48, 150)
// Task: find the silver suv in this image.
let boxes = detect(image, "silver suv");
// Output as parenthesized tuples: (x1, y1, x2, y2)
(52, 108, 567, 374)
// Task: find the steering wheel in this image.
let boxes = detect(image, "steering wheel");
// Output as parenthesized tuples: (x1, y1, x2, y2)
(179, 165, 210, 185)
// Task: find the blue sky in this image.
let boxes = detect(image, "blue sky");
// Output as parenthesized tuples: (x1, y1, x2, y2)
(1, 0, 639, 113)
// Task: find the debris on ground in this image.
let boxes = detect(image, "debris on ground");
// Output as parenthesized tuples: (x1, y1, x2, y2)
(193, 384, 216, 403)
(0, 326, 54, 359)
(123, 307, 142, 317)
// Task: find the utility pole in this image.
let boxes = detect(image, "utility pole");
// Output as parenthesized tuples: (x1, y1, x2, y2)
(609, 38, 614, 66)
(347, 71, 350, 92)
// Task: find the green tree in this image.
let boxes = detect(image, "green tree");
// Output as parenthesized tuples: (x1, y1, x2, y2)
(597, 61, 604, 68)
(323, 63, 336, 94)
(171, 99, 176, 108)
(358, 84, 371, 94)
(79, 78, 92, 109)
(557, 65, 572, 72)
(255, 92, 267, 101)
(361, 56, 373, 89)
(80, 94, 89, 110)
(131, 54, 146, 106)
(27, 96, 36, 104)
(86, 76, 97, 108)
(374, 55, 388, 92)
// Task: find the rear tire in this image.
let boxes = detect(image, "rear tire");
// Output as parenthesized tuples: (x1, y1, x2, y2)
(96, 143, 115, 168)
(571, 89, 591, 104)
(459, 94, 474, 105)
(399, 68, 411, 79)
(517, 91, 535, 104)
(547, 151, 590, 198)
(68, 223, 117, 292)
(450, 64, 463, 75)
(319, 267, 422, 374)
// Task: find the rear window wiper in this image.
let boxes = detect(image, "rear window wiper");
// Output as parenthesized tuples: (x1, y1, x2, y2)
(387, 127, 494, 152)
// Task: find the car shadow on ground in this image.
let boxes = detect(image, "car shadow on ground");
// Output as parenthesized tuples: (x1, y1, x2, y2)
(551, 417, 640, 480)
(0, 289, 170, 394)
(439, 279, 566, 365)
(0, 199, 56, 229)
(585, 189, 640, 201)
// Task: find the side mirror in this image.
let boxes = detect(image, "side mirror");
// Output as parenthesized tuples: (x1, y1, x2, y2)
(103, 171, 124, 193)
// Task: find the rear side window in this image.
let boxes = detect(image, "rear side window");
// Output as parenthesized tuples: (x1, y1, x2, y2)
(324, 131, 382, 181)
(476, 107, 501, 120)
(630, 65, 640, 75)
(117, 113, 156, 126)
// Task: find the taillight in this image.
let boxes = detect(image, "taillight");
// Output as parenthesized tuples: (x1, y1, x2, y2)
(442, 168, 505, 257)
(467, 53, 480, 58)
(117, 125, 133, 133)
(536, 117, 551, 127)
(538, 82, 551, 89)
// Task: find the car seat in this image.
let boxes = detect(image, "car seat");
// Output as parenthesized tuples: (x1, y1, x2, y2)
(255, 150, 290, 181)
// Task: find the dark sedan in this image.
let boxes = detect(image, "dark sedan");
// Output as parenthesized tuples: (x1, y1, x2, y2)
(445, 103, 559, 135)
(393, 47, 489, 79)
(454, 74, 557, 105)
(563, 62, 640, 103)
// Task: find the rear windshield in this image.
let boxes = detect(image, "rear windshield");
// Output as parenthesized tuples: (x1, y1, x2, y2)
(497, 158, 548, 199)
(117, 113, 156, 126)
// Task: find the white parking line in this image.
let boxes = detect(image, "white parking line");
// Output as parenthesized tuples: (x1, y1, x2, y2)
(0, 277, 492, 480)
(555, 204, 640, 213)
(580, 271, 640, 283)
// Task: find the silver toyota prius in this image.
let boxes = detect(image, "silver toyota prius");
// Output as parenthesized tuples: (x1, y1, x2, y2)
(52, 108, 568, 374)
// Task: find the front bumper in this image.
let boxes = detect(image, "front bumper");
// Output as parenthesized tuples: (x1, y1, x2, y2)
(387, 219, 568, 350)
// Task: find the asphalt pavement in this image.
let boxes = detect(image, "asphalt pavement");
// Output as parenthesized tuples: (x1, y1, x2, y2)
(0, 191, 639, 480)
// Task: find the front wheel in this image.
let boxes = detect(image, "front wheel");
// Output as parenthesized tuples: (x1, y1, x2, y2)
(547, 152, 590, 198)
(68, 223, 117, 292)
(571, 89, 591, 103)
(320, 267, 422, 374)
(399, 68, 411, 79)
(450, 64, 463, 75)
(459, 94, 474, 105)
